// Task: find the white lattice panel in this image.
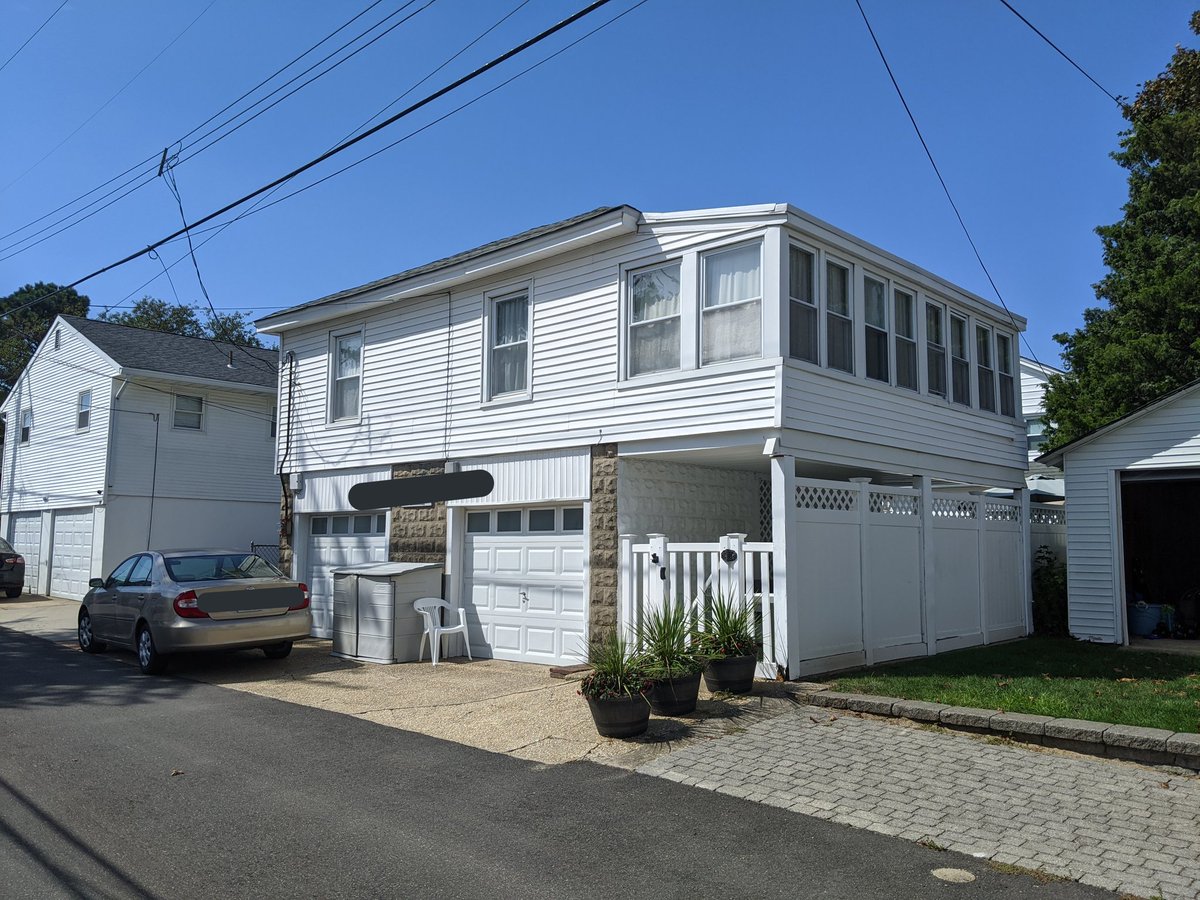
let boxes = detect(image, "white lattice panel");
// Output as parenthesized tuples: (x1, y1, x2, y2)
(868, 491, 919, 516)
(985, 502, 1021, 522)
(796, 484, 857, 511)
(1030, 506, 1065, 525)
(931, 496, 978, 519)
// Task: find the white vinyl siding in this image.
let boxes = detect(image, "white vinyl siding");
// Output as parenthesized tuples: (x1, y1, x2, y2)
(627, 262, 681, 376)
(173, 393, 203, 430)
(825, 260, 853, 374)
(331, 330, 363, 420)
(700, 243, 762, 365)
(788, 245, 818, 364)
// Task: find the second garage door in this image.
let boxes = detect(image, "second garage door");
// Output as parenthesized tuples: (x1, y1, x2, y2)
(49, 508, 95, 600)
(463, 505, 586, 667)
(304, 512, 388, 638)
(9, 512, 42, 595)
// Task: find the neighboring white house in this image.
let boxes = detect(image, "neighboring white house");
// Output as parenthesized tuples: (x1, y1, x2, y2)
(1039, 380, 1200, 645)
(257, 203, 1034, 677)
(0, 316, 281, 600)
(1020, 357, 1065, 502)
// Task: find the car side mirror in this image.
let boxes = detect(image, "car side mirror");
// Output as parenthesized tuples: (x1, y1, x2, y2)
(88, 578, 105, 589)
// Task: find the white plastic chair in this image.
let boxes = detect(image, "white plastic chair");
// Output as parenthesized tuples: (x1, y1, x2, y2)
(413, 597, 473, 666)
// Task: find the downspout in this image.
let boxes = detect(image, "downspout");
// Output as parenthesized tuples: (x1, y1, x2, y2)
(100, 376, 129, 507)
(145, 413, 160, 551)
(278, 349, 297, 574)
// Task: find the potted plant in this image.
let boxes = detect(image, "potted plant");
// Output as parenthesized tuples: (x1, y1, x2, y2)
(696, 590, 759, 694)
(578, 631, 652, 738)
(636, 601, 707, 716)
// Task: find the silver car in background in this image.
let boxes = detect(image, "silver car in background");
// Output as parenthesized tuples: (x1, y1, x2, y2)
(78, 549, 312, 675)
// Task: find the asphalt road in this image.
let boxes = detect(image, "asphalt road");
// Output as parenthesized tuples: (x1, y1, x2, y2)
(0, 628, 1113, 900)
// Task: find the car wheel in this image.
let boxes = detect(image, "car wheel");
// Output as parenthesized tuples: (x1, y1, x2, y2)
(136, 624, 168, 675)
(78, 608, 107, 653)
(262, 641, 293, 660)
(5, 586, 20, 599)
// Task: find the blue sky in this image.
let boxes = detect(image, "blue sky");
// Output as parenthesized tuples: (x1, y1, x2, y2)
(0, 0, 1195, 365)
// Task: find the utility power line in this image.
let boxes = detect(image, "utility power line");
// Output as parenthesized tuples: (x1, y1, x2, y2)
(0, 0, 69, 76)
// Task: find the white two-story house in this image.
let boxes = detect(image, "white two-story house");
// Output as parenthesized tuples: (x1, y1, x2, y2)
(0, 316, 281, 599)
(257, 204, 1032, 678)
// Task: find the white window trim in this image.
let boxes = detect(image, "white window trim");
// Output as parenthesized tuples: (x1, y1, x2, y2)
(76, 390, 92, 432)
(625, 258, 684, 379)
(482, 282, 533, 404)
(19, 409, 32, 444)
(172, 392, 206, 432)
(699, 239, 765, 368)
(462, 505, 585, 535)
(327, 326, 365, 426)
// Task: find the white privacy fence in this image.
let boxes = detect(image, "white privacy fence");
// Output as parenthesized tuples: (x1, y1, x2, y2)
(618, 533, 779, 678)
(1029, 503, 1067, 564)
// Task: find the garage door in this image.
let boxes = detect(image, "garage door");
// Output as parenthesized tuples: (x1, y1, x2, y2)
(463, 505, 586, 666)
(9, 513, 42, 595)
(49, 508, 95, 600)
(305, 513, 387, 638)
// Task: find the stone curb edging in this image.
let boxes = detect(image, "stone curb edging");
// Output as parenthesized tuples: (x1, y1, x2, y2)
(803, 689, 1200, 771)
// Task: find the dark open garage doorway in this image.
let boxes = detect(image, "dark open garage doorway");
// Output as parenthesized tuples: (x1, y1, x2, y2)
(1120, 471, 1200, 642)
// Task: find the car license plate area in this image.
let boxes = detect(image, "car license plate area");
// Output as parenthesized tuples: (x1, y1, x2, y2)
(199, 586, 298, 617)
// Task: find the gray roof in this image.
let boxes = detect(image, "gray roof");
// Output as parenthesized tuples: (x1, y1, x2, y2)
(258, 205, 634, 323)
(62, 315, 278, 389)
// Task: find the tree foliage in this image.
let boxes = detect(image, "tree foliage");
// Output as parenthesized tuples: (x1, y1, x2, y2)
(0, 282, 91, 404)
(99, 296, 262, 347)
(1043, 11, 1200, 449)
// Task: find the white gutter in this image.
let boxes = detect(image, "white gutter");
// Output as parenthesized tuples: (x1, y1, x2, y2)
(119, 367, 277, 394)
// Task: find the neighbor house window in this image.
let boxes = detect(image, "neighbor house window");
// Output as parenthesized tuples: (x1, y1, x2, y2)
(894, 288, 917, 391)
(864, 275, 889, 382)
(489, 291, 529, 397)
(269, 404, 277, 439)
(926, 302, 947, 398)
(77, 391, 91, 430)
(174, 394, 203, 429)
(54, 329, 61, 350)
(788, 246, 818, 364)
(996, 333, 1016, 417)
(950, 314, 970, 406)
(701, 243, 761, 365)
(628, 263, 681, 376)
(331, 331, 363, 420)
(826, 260, 853, 374)
(1026, 418, 1046, 454)
(976, 324, 996, 413)
(19, 410, 32, 443)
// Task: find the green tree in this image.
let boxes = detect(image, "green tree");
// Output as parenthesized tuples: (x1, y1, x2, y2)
(100, 296, 262, 347)
(1043, 11, 1200, 449)
(0, 282, 91, 406)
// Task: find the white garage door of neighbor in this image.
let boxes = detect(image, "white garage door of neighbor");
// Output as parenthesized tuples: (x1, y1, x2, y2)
(49, 509, 95, 600)
(9, 513, 42, 594)
(463, 506, 586, 667)
(305, 513, 387, 638)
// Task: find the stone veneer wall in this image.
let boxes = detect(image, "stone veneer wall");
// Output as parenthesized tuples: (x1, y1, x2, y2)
(617, 457, 762, 542)
(278, 487, 294, 576)
(389, 460, 447, 564)
(588, 444, 619, 639)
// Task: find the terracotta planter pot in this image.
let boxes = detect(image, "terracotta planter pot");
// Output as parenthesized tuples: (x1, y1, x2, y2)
(585, 693, 650, 738)
(647, 671, 702, 716)
(703, 654, 756, 693)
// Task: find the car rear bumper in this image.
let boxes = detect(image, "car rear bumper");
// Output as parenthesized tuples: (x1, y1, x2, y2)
(0, 569, 24, 587)
(156, 609, 313, 653)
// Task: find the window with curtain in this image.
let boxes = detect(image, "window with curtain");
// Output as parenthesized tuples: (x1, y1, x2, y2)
(789, 246, 818, 364)
(996, 333, 1015, 417)
(926, 302, 947, 398)
(628, 263, 681, 376)
(701, 244, 761, 365)
(950, 315, 970, 406)
(864, 275, 889, 382)
(826, 261, 853, 373)
(894, 289, 917, 391)
(174, 394, 204, 430)
(490, 292, 528, 397)
(976, 324, 996, 413)
(332, 331, 362, 419)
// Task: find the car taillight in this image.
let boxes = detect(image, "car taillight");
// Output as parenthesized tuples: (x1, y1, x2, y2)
(3, 557, 21, 565)
(173, 590, 210, 619)
(289, 583, 310, 611)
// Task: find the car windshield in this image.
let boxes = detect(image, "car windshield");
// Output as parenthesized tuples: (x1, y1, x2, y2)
(164, 554, 283, 583)
(0, 538, 14, 554)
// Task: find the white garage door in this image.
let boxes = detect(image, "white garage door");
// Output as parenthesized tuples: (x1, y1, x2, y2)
(305, 513, 387, 638)
(9, 513, 42, 595)
(49, 508, 95, 600)
(463, 505, 586, 666)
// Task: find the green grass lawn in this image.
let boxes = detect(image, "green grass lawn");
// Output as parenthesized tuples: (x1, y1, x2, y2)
(831, 637, 1200, 734)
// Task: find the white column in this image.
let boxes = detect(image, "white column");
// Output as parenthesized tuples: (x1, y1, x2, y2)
(618, 533, 636, 641)
(914, 474, 936, 655)
(850, 477, 873, 666)
(770, 453, 799, 678)
(647, 533, 667, 617)
(764, 225, 788, 360)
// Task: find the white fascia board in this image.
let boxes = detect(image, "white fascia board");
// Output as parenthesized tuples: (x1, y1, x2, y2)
(1020, 358, 1063, 378)
(640, 203, 790, 228)
(257, 208, 640, 335)
(784, 205, 1029, 331)
(121, 368, 277, 395)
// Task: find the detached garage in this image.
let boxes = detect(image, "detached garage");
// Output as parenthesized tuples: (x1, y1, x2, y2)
(1040, 380, 1200, 646)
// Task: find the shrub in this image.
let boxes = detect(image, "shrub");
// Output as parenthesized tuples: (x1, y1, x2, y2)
(1032, 545, 1069, 636)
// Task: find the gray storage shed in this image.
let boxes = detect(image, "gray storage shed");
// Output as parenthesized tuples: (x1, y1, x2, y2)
(331, 562, 443, 663)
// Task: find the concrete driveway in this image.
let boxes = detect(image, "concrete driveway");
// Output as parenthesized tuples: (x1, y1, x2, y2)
(0, 594, 796, 767)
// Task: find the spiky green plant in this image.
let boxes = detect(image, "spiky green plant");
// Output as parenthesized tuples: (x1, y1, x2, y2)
(694, 590, 760, 659)
(578, 631, 652, 701)
(635, 600, 707, 679)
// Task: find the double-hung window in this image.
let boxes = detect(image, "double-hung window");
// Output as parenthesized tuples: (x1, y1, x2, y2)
(788, 246, 818, 364)
(894, 288, 918, 391)
(864, 275, 889, 382)
(628, 263, 681, 376)
(489, 291, 528, 397)
(19, 409, 32, 443)
(174, 394, 203, 430)
(950, 314, 970, 406)
(701, 244, 761, 365)
(996, 333, 1016, 417)
(976, 324, 996, 413)
(77, 391, 91, 430)
(826, 260, 853, 374)
(332, 331, 363, 420)
(926, 303, 947, 398)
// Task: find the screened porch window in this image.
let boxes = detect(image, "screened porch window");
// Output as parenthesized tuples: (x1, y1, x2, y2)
(894, 288, 917, 391)
(490, 292, 528, 397)
(864, 275, 889, 382)
(826, 261, 853, 374)
(788, 246, 818, 364)
(997, 333, 1016, 417)
(976, 324, 996, 413)
(701, 244, 761, 365)
(628, 263, 681, 376)
(950, 314, 970, 406)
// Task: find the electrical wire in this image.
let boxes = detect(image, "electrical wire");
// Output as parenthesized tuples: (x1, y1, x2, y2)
(853, 0, 1046, 372)
(0, 0, 70, 76)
